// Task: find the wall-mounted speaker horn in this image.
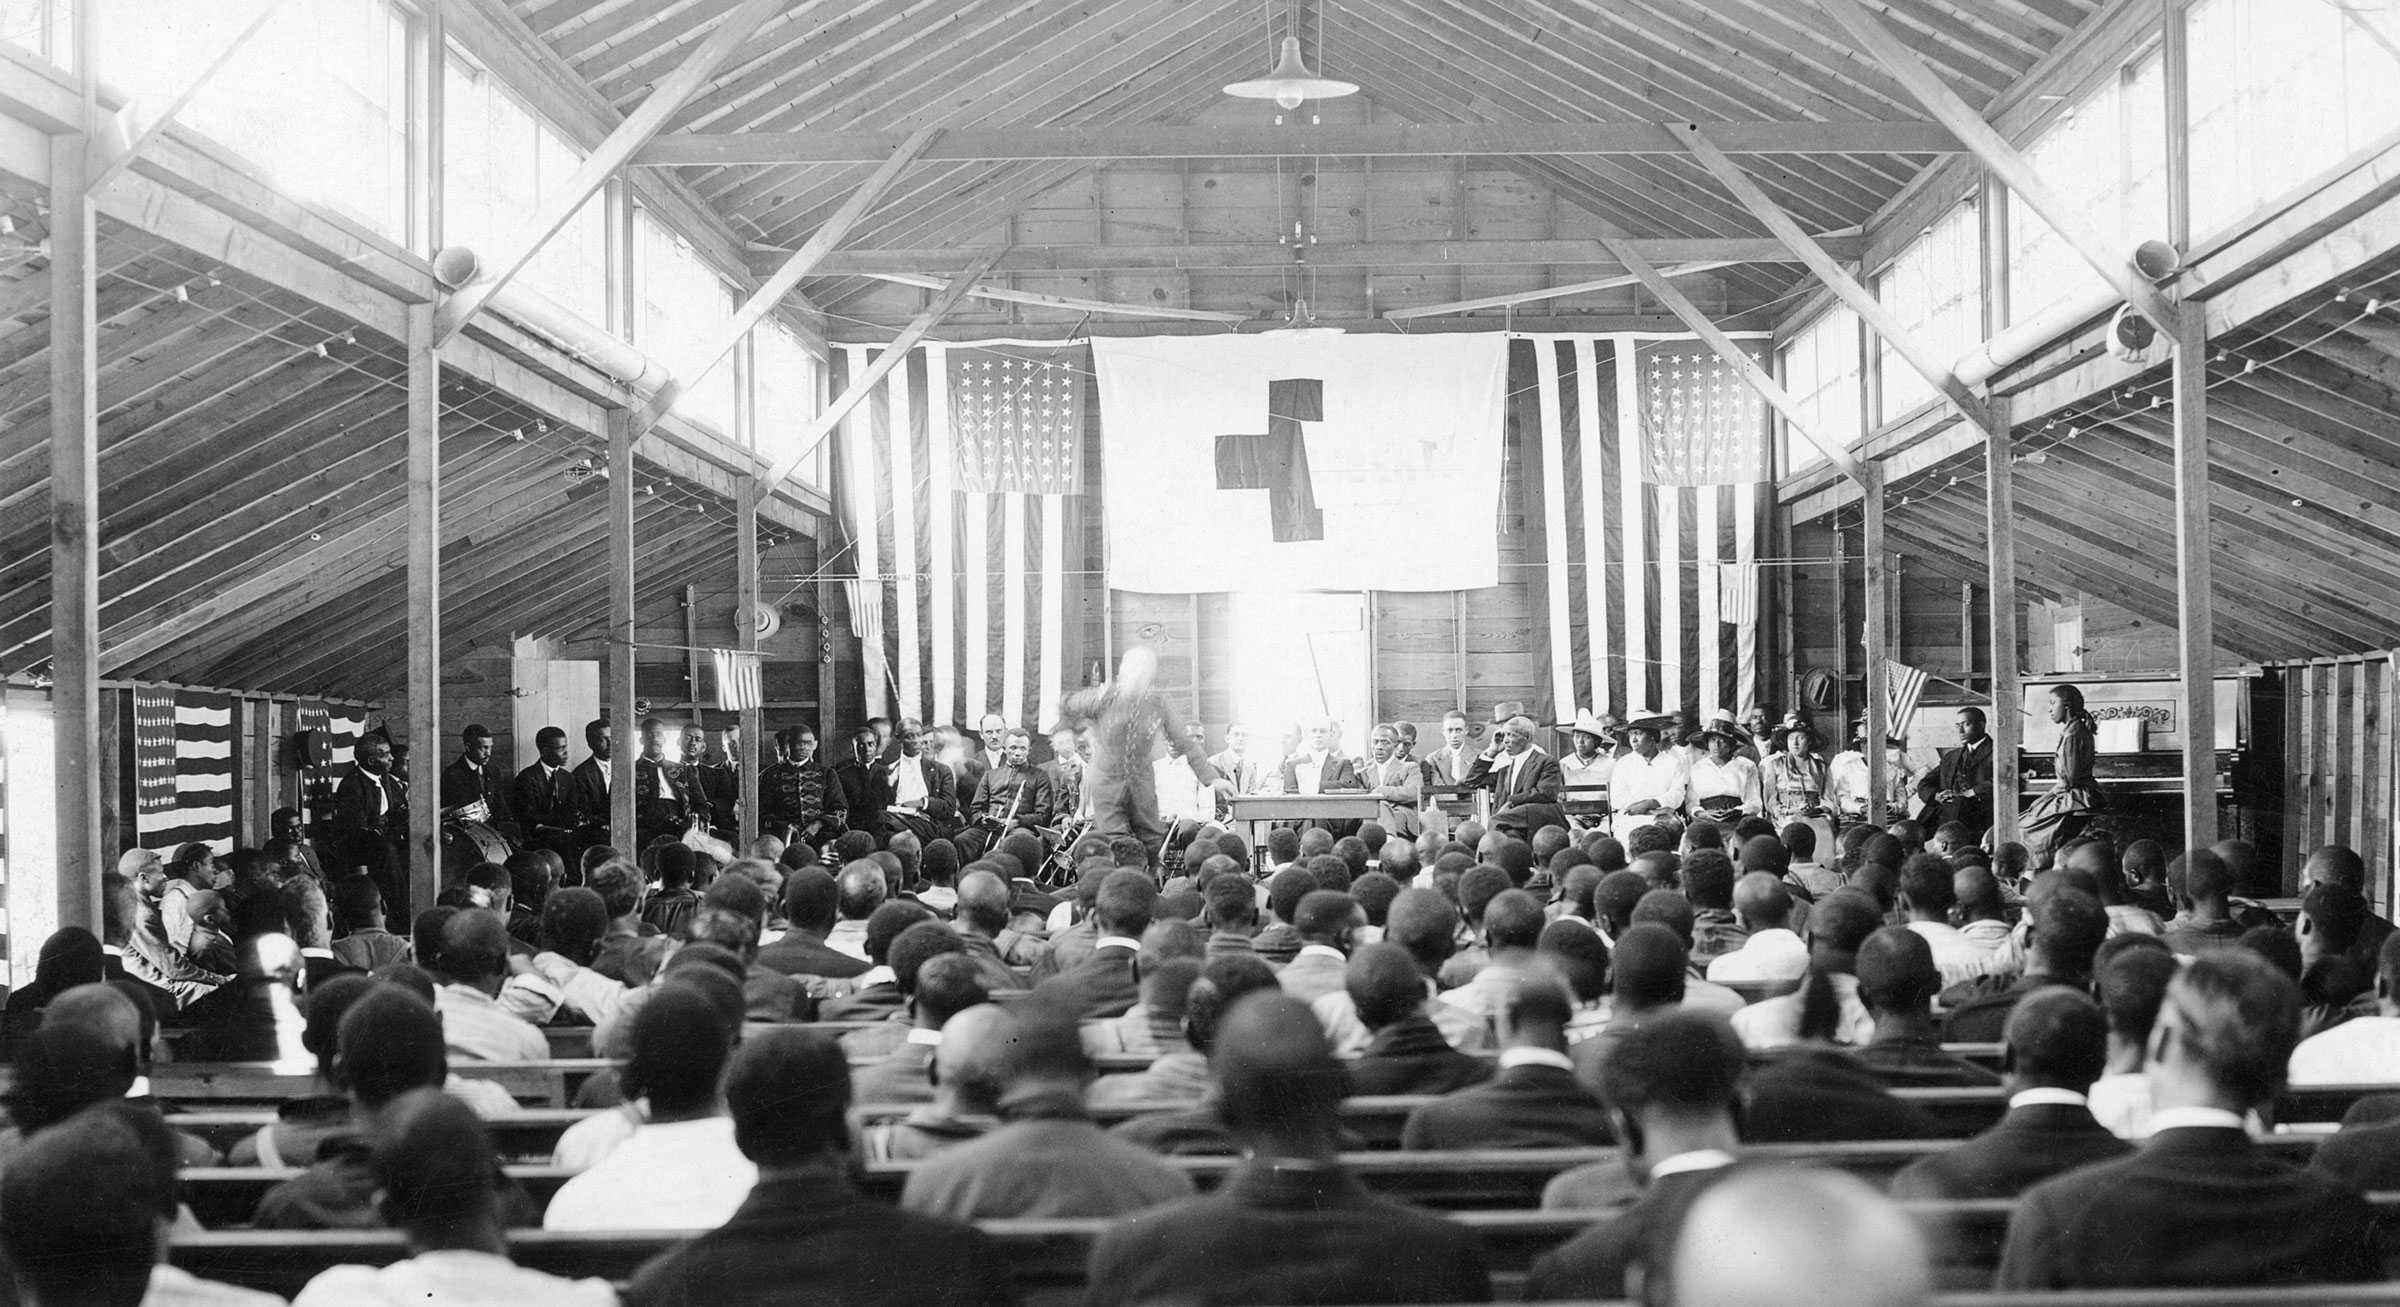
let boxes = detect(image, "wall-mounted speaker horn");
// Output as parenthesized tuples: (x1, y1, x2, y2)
(432, 245, 482, 291)
(2108, 304, 2161, 363)
(2132, 239, 2182, 283)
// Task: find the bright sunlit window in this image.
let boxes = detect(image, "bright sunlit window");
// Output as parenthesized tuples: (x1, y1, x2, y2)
(1874, 200, 1983, 420)
(638, 213, 740, 437)
(445, 53, 609, 326)
(755, 318, 827, 485)
(1777, 305, 1861, 476)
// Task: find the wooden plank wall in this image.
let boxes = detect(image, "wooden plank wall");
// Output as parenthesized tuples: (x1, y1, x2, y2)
(2279, 653, 2397, 908)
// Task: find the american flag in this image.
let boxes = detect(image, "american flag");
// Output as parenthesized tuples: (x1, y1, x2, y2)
(134, 686, 238, 853)
(1517, 336, 1770, 728)
(951, 347, 1083, 494)
(831, 342, 1090, 733)
(1638, 344, 1770, 487)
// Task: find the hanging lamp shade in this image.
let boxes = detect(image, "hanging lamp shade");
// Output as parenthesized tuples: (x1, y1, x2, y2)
(1224, 36, 1358, 111)
(1258, 297, 1345, 337)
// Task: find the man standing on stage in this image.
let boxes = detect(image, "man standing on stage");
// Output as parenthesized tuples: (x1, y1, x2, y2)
(1059, 647, 1223, 867)
(331, 734, 410, 918)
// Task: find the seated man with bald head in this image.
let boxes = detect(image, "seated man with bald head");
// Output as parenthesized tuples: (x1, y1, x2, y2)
(1084, 991, 1491, 1307)
(1999, 950, 2381, 1288)
(1670, 1168, 1932, 1307)
(1705, 872, 1808, 983)
(624, 1027, 1018, 1307)
(903, 996, 1193, 1219)
(863, 1004, 1012, 1163)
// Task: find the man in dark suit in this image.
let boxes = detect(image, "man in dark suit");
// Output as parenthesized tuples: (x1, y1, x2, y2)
(1400, 966, 1611, 1150)
(1027, 871, 1153, 1020)
(1893, 988, 2131, 1268)
(621, 1027, 1018, 1307)
(1997, 949, 2383, 1289)
(831, 727, 894, 843)
(512, 725, 584, 865)
(269, 808, 326, 880)
(436, 724, 516, 841)
(1084, 991, 1492, 1307)
(959, 728, 1053, 861)
(568, 718, 614, 848)
(695, 725, 741, 844)
(1465, 714, 1566, 838)
(881, 718, 959, 843)
(1525, 1009, 1745, 1301)
(1279, 716, 1367, 798)
(756, 869, 872, 983)
(633, 717, 701, 852)
(1915, 706, 1995, 838)
(1345, 943, 1492, 1096)
(329, 734, 410, 918)
(1943, 884, 2107, 1044)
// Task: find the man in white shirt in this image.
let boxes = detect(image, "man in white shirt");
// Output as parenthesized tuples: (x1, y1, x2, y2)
(1358, 723, 1426, 838)
(545, 983, 756, 1230)
(1608, 715, 1687, 841)
(2290, 930, 2400, 1085)
(1730, 890, 1880, 1050)
(1827, 718, 1916, 826)
(1154, 721, 1220, 826)
(1708, 873, 1810, 984)
(1898, 854, 2003, 989)
(1280, 717, 1364, 798)
(432, 911, 548, 1063)
(294, 1090, 617, 1306)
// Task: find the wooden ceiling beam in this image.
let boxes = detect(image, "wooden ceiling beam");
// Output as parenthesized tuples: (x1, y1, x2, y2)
(764, 238, 1857, 277)
(638, 120, 1963, 168)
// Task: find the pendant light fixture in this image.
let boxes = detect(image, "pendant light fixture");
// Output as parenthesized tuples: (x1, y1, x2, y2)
(1224, 4, 1356, 112)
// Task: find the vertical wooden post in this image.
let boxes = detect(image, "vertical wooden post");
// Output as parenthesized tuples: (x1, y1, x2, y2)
(423, 0, 444, 256)
(736, 483, 762, 849)
(2173, 305, 2217, 852)
(1988, 409, 2024, 848)
(50, 129, 102, 929)
(608, 410, 638, 852)
(1960, 583, 1975, 686)
(405, 304, 442, 909)
(2163, 0, 2193, 253)
(1863, 467, 1889, 819)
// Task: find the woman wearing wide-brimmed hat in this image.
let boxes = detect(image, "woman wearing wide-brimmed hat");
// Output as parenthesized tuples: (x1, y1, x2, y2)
(1686, 711, 1762, 821)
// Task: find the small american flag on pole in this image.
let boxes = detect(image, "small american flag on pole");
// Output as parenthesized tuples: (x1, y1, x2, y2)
(950, 347, 1084, 494)
(1637, 345, 1769, 487)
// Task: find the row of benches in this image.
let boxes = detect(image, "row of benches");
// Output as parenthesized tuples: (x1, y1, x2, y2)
(163, 1195, 2400, 1301)
(169, 1137, 2331, 1226)
(149, 1072, 2400, 1144)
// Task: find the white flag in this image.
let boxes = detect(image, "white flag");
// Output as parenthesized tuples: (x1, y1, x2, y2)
(1092, 334, 1508, 592)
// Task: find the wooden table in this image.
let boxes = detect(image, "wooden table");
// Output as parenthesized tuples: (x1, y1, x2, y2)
(1225, 792, 1388, 866)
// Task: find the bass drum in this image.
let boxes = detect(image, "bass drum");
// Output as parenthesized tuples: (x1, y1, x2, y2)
(442, 820, 515, 876)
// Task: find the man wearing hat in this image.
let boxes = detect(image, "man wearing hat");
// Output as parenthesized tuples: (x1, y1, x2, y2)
(1687, 714, 1762, 821)
(1609, 714, 1687, 840)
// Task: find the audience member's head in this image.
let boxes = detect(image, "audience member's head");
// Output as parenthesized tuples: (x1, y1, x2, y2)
(1854, 926, 1940, 1021)
(0, 1104, 178, 1305)
(1384, 888, 1461, 977)
(1609, 923, 1688, 1015)
(335, 987, 447, 1110)
(725, 1027, 853, 1169)
(1183, 955, 1282, 1059)
(1346, 942, 1428, 1032)
(2098, 944, 2182, 1068)
(2003, 987, 2109, 1094)
(836, 860, 887, 923)
(2151, 949, 2303, 1112)
(862, 900, 937, 967)
(1215, 991, 1348, 1157)
(369, 1089, 506, 1246)
(1670, 1169, 1930, 1307)
(1598, 1010, 1744, 1181)
(1731, 872, 1793, 934)
(1538, 919, 1609, 1004)
(1594, 870, 1650, 937)
(622, 982, 735, 1119)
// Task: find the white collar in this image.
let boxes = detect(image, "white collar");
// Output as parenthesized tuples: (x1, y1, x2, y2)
(126, 1076, 152, 1099)
(1498, 1047, 1574, 1073)
(2146, 1105, 2247, 1133)
(1648, 1149, 1736, 1179)
(906, 1027, 944, 1047)
(854, 965, 895, 988)
(1095, 935, 1143, 953)
(101, 944, 124, 957)
(2010, 1088, 2089, 1110)
(1297, 944, 1347, 963)
(300, 948, 336, 960)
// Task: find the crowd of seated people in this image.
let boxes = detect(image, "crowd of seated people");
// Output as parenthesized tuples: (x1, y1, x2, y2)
(14, 703, 2400, 1306)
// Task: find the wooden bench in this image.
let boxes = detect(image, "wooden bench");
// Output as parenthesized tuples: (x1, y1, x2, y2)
(160, 1201, 2400, 1302)
(150, 1060, 618, 1108)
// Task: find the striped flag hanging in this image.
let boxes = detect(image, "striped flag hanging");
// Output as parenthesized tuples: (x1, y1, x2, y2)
(134, 687, 238, 853)
(1519, 335, 1769, 729)
(710, 648, 763, 712)
(296, 700, 367, 823)
(830, 341, 1090, 734)
(1885, 658, 1931, 739)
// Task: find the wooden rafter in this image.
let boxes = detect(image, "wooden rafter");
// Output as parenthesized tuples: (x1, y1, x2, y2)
(635, 120, 1963, 167)
(759, 238, 1859, 277)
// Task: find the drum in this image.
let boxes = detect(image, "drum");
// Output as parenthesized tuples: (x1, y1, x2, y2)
(441, 819, 513, 875)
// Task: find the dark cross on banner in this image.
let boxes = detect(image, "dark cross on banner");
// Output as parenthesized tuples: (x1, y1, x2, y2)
(1214, 377, 1326, 542)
